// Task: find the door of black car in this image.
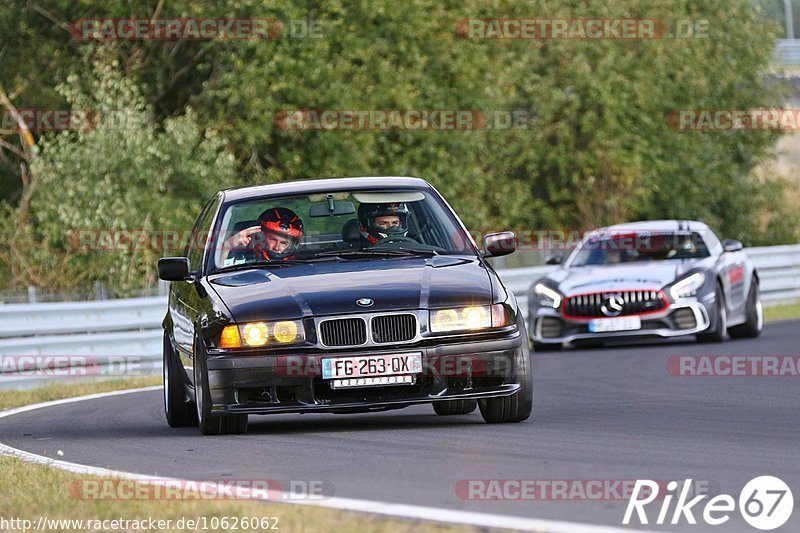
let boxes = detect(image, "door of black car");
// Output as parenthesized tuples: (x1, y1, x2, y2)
(171, 196, 219, 376)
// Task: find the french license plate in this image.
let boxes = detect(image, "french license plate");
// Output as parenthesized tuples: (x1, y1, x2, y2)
(588, 316, 642, 333)
(322, 353, 422, 380)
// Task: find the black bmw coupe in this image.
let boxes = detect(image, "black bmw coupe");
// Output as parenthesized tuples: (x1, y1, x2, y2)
(158, 177, 532, 434)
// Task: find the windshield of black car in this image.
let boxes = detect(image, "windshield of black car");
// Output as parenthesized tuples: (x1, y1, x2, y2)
(209, 188, 474, 271)
(568, 231, 711, 267)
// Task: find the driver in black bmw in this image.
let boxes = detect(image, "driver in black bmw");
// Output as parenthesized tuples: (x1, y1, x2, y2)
(357, 202, 415, 245)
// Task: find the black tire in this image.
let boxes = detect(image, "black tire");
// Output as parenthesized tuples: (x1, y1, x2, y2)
(697, 283, 727, 343)
(729, 280, 763, 338)
(193, 335, 248, 435)
(478, 343, 533, 423)
(163, 333, 197, 427)
(433, 399, 477, 415)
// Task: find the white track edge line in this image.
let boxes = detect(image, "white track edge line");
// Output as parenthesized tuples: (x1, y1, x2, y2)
(0, 386, 652, 533)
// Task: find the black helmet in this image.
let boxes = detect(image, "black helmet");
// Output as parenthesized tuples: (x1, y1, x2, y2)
(357, 202, 410, 244)
(257, 207, 304, 260)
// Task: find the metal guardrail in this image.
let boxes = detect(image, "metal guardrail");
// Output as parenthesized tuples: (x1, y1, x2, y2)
(775, 39, 800, 65)
(0, 297, 166, 366)
(0, 297, 166, 338)
(0, 245, 798, 371)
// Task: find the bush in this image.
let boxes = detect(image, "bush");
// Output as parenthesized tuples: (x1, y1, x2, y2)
(0, 49, 237, 294)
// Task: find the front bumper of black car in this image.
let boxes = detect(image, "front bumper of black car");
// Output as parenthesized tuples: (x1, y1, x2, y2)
(529, 299, 712, 345)
(204, 331, 527, 415)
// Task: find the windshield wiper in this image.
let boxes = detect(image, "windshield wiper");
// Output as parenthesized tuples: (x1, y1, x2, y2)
(314, 248, 438, 259)
(213, 259, 315, 274)
(366, 246, 439, 256)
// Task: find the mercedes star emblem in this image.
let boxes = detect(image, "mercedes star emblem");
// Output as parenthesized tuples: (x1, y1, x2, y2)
(600, 294, 625, 317)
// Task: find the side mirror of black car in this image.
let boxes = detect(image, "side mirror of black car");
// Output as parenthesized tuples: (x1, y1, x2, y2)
(158, 257, 191, 281)
(722, 239, 743, 253)
(545, 252, 564, 265)
(483, 231, 516, 257)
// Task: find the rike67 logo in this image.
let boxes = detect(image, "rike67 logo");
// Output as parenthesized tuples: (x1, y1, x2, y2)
(623, 476, 793, 530)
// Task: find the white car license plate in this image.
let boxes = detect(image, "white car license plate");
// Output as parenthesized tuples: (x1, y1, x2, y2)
(322, 353, 423, 380)
(588, 316, 642, 333)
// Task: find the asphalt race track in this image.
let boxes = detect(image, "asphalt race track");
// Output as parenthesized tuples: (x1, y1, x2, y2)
(2, 321, 799, 532)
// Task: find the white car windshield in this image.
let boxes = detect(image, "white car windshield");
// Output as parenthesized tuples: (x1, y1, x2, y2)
(568, 231, 711, 267)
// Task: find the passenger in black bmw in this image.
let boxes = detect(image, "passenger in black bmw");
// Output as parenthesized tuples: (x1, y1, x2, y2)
(219, 207, 304, 264)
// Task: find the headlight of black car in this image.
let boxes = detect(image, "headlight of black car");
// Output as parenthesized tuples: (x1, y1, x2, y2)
(219, 320, 306, 349)
(429, 304, 513, 333)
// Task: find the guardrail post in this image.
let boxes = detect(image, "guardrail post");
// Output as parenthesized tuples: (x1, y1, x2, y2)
(93, 282, 107, 300)
(27, 286, 38, 303)
(785, 0, 795, 39)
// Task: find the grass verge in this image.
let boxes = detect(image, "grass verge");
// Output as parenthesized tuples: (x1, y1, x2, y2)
(764, 302, 800, 323)
(0, 378, 474, 533)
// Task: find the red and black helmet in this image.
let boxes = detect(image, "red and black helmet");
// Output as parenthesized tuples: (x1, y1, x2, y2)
(357, 202, 410, 244)
(257, 207, 304, 260)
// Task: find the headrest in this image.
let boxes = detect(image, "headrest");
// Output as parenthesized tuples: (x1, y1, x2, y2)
(342, 218, 361, 243)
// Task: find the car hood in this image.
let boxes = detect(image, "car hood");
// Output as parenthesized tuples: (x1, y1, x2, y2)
(208, 256, 492, 323)
(546, 260, 711, 295)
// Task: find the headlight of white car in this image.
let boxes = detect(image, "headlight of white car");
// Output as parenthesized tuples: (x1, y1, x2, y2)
(533, 283, 562, 308)
(670, 272, 706, 299)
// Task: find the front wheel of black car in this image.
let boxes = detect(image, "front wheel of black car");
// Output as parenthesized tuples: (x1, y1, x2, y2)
(729, 280, 763, 338)
(433, 399, 477, 415)
(478, 348, 533, 424)
(163, 333, 197, 427)
(697, 283, 727, 343)
(193, 335, 248, 435)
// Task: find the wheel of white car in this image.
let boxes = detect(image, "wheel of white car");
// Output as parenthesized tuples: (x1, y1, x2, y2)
(729, 279, 763, 338)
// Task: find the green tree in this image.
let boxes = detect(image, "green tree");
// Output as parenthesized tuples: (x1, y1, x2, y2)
(0, 47, 236, 294)
(0, 0, 793, 293)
